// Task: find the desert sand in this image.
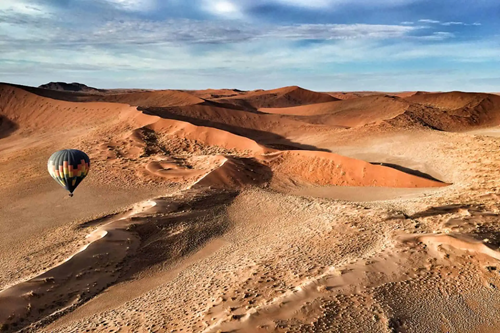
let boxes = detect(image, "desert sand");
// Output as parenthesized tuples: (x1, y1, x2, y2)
(1, 83, 500, 332)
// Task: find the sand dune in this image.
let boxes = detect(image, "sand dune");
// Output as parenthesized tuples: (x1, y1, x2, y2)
(328, 91, 426, 100)
(213, 86, 338, 109)
(267, 150, 447, 188)
(92, 90, 205, 108)
(3, 82, 500, 333)
(3, 83, 204, 108)
(143, 116, 270, 155)
(182, 88, 246, 100)
(406, 91, 494, 109)
(260, 95, 409, 128)
(0, 84, 135, 133)
(387, 92, 500, 131)
(140, 103, 335, 151)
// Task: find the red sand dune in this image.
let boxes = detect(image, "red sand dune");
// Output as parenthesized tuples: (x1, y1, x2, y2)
(181, 88, 246, 100)
(134, 113, 271, 155)
(141, 103, 334, 151)
(213, 86, 338, 109)
(193, 156, 272, 189)
(406, 91, 497, 110)
(93, 90, 205, 107)
(391, 92, 500, 131)
(266, 150, 447, 188)
(391, 91, 421, 98)
(5, 83, 204, 108)
(261, 95, 410, 128)
(0, 84, 134, 132)
(328, 91, 427, 100)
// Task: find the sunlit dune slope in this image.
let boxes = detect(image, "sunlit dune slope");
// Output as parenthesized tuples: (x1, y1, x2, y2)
(3, 83, 204, 108)
(181, 88, 246, 100)
(260, 95, 409, 127)
(265, 150, 447, 188)
(390, 91, 500, 131)
(0, 84, 134, 133)
(212, 86, 339, 109)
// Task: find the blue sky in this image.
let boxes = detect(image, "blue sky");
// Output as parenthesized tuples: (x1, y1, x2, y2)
(0, 0, 499, 91)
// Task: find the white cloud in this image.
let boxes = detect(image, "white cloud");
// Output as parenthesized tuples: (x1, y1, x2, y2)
(419, 19, 440, 24)
(3, 34, 498, 79)
(0, 0, 49, 17)
(419, 19, 482, 27)
(201, 0, 245, 18)
(0, 19, 420, 48)
(401, 21, 414, 25)
(103, 0, 156, 12)
(2, 34, 500, 92)
(214, 1, 239, 13)
(265, 24, 416, 40)
(417, 31, 455, 40)
(441, 21, 464, 26)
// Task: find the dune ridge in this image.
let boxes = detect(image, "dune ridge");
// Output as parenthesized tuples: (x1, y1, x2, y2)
(212, 86, 339, 109)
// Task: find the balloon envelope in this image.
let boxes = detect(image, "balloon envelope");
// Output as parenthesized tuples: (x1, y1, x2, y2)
(47, 149, 90, 195)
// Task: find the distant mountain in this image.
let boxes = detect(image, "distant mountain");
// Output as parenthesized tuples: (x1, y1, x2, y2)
(38, 82, 103, 93)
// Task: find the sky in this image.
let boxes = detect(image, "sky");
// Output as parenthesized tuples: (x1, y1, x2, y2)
(0, 0, 499, 91)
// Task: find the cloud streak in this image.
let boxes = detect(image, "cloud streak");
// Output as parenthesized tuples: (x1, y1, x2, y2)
(418, 18, 482, 26)
(0, 17, 422, 49)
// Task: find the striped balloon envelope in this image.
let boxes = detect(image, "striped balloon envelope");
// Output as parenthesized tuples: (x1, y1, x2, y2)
(47, 149, 90, 197)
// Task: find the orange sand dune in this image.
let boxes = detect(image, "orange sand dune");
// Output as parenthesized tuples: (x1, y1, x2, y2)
(0, 84, 135, 133)
(389, 92, 500, 131)
(327, 91, 388, 100)
(213, 86, 338, 109)
(391, 91, 422, 98)
(142, 116, 271, 155)
(3, 83, 204, 108)
(193, 156, 273, 189)
(328, 91, 428, 100)
(141, 103, 334, 151)
(267, 150, 447, 188)
(261, 95, 410, 128)
(92, 90, 205, 107)
(406, 91, 499, 110)
(182, 88, 246, 100)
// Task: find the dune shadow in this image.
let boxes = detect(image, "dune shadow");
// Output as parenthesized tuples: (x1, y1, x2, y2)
(123, 189, 240, 277)
(201, 99, 262, 113)
(370, 162, 445, 183)
(409, 204, 483, 219)
(140, 106, 330, 152)
(121, 159, 273, 277)
(77, 211, 131, 229)
(0, 116, 19, 139)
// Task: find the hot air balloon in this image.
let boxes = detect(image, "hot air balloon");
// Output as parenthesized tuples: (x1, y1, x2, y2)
(47, 149, 90, 197)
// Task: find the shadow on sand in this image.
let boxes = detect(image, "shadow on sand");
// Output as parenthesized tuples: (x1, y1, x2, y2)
(370, 162, 445, 183)
(0, 116, 19, 139)
(141, 106, 331, 152)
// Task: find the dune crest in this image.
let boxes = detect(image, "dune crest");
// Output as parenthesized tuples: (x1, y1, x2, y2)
(212, 86, 338, 109)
